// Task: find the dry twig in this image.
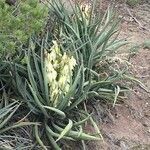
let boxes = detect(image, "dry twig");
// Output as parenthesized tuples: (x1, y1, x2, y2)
(126, 6, 150, 32)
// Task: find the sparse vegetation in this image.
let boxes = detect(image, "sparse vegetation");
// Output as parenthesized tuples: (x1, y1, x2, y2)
(0, 0, 138, 149)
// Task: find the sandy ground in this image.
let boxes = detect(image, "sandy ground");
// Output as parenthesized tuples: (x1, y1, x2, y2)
(86, 1, 150, 149)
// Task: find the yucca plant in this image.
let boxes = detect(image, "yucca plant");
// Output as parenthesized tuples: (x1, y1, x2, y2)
(48, 0, 129, 103)
(14, 38, 102, 149)
(0, 99, 37, 135)
(49, 0, 128, 69)
(0, 101, 19, 132)
(0, 84, 39, 149)
(10, 0, 131, 149)
(13, 38, 128, 149)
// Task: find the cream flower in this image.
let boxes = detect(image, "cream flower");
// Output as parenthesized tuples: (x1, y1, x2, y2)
(44, 41, 76, 107)
(80, 4, 91, 22)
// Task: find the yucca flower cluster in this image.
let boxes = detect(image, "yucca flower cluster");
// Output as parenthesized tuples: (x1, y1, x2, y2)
(80, 4, 91, 23)
(45, 41, 76, 107)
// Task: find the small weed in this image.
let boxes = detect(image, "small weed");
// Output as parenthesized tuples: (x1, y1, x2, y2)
(143, 39, 150, 49)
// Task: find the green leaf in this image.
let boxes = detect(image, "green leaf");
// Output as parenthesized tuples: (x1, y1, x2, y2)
(53, 123, 100, 141)
(43, 106, 66, 119)
(56, 119, 73, 142)
(45, 123, 74, 140)
(0, 102, 20, 129)
(34, 125, 48, 150)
